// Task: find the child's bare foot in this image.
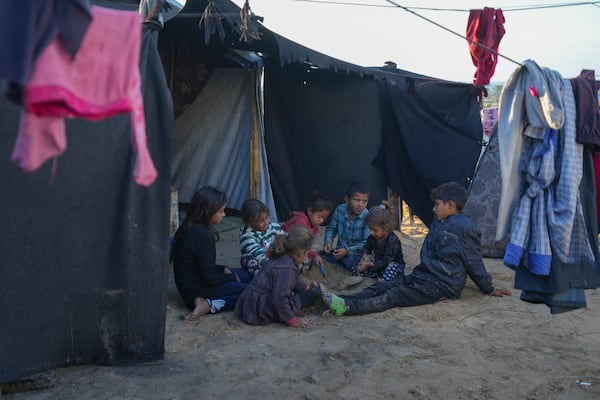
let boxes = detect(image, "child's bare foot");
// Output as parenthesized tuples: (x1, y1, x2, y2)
(181, 297, 210, 321)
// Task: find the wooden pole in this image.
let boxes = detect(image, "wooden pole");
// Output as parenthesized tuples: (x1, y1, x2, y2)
(386, 187, 401, 231)
(249, 69, 260, 199)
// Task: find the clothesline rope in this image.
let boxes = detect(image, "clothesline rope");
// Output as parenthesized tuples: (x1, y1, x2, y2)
(383, 0, 522, 68)
(294, 0, 600, 12)
(294, 0, 600, 68)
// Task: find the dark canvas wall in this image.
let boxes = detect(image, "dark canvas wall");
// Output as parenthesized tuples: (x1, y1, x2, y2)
(377, 79, 484, 225)
(0, 30, 173, 383)
(264, 63, 388, 219)
(263, 61, 483, 224)
(161, 0, 484, 223)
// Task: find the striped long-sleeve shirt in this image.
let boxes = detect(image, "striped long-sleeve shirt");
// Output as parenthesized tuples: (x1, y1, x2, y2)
(239, 222, 284, 265)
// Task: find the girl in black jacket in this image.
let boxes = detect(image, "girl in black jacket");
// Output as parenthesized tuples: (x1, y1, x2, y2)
(172, 186, 251, 320)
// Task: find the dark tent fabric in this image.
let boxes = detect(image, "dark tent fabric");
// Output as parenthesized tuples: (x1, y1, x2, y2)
(376, 79, 484, 226)
(263, 62, 387, 218)
(181, 0, 421, 83)
(164, 0, 484, 221)
(463, 127, 510, 258)
(0, 28, 172, 383)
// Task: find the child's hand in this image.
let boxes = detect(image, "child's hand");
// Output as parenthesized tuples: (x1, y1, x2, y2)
(312, 254, 324, 267)
(332, 248, 347, 260)
(323, 243, 332, 253)
(491, 288, 511, 297)
(223, 267, 241, 282)
(357, 260, 373, 273)
(289, 317, 309, 328)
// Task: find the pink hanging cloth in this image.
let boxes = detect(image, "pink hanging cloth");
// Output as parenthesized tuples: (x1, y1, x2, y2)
(481, 107, 498, 137)
(466, 7, 506, 86)
(11, 5, 157, 187)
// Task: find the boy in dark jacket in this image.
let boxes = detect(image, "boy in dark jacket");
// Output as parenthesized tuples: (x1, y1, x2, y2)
(320, 181, 511, 316)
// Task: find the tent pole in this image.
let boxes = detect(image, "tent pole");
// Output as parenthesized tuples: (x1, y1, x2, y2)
(249, 68, 260, 199)
(387, 187, 401, 231)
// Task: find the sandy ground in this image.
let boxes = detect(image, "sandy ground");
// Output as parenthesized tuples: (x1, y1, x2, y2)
(5, 215, 600, 400)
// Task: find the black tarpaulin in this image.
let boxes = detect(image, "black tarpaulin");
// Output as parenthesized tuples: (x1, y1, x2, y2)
(0, 28, 173, 383)
(263, 58, 483, 225)
(376, 78, 483, 225)
(168, 0, 484, 221)
(263, 62, 388, 218)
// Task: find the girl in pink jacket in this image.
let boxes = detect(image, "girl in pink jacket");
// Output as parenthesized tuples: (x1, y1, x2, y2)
(282, 191, 333, 269)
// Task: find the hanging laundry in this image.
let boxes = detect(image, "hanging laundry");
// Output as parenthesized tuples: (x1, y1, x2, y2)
(495, 60, 565, 240)
(499, 62, 593, 272)
(466, 7, 505, 86)
(594, 153, 600, 232)
(11, 5, 157, 187)
(481, 107, 498, 137)
(0, 0, 92, 104)
(497, 60, 600, 314)
(569, 69, 600, 150)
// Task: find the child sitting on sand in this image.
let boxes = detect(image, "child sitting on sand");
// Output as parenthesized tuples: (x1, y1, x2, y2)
(282, 191, 333, 269)
(172, 186, 251, 321)
(323, 181, 370, 272)
(357, 203, 405, 282)
(235, 225, 320, 328)
(320, 182, 511, 316)
(239, 198, 284, 277)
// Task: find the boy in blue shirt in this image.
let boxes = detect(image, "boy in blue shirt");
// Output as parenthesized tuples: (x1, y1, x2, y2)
(323, 181, 371, 273)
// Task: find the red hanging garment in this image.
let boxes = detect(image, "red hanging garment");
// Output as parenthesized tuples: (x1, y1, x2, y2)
(466, 8, 505, 86)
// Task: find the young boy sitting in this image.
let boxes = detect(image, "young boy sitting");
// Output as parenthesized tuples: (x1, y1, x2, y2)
(323, 181, 371, 273)
(320, 181, 511, 316)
